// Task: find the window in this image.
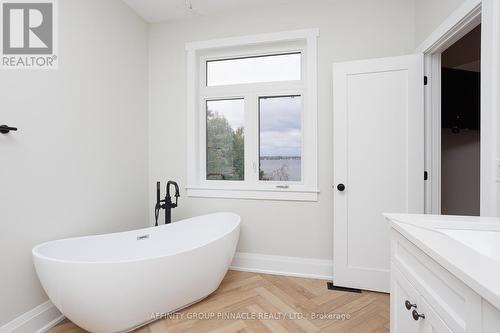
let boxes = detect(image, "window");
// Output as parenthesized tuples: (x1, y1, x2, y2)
(206, 99, 245, 181)
(259, 95, 302, 182)
(206, 53, 302, 86)
(186, 29, 319, 201)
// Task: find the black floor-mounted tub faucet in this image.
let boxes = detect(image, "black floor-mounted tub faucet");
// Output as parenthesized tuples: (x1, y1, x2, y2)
(154, 181, 180, 226)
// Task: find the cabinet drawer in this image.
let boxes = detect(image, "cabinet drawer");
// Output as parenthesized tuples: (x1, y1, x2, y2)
(391, 264, 422, 333)
(419, 296, 453, 333)
(391, 230, 481, 332)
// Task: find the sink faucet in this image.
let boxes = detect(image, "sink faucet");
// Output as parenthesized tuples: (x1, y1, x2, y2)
(155, 181, 180, 226)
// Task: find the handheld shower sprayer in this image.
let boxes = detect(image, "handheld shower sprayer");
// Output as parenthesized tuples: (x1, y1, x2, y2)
(154, 181, 162, 226)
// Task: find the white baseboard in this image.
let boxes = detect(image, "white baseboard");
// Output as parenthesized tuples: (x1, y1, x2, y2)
(230, 252, 333, 280)
(0, 300, 64, 333)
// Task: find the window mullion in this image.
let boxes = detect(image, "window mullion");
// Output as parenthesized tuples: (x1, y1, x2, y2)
(199, 98, 207, 185)
(243, 94, 258, 185)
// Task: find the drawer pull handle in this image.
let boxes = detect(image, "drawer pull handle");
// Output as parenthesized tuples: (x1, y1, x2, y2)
(405, 300, 417, 310)
(412, 310, 425, 321)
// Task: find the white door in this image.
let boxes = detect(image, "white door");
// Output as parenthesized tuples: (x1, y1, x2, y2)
(333, 54, 424, 292)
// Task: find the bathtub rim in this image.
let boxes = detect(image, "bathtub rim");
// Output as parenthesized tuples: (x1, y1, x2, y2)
(32, 212, 240, 265)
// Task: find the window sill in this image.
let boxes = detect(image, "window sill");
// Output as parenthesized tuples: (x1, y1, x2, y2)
(186, 187, 319, 202)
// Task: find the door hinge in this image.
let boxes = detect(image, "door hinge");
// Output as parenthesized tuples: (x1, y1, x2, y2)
(424, 76, 428, 86)
(424, 171, 428, 181)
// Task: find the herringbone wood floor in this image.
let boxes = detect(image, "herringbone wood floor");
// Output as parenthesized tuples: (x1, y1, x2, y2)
(49, 271, 389, 333)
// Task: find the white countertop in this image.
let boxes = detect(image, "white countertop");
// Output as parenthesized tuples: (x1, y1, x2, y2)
(386, 213, 500, 310)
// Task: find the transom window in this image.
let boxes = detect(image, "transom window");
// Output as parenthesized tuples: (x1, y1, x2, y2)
(206, 53, 302, 86)
(186, 29, 318, 201)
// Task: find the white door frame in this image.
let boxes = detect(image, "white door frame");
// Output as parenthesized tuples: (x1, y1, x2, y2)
(417, 0, 498, 216)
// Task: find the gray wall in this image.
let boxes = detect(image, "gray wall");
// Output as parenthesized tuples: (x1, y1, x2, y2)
(148, 0, 415, 260)
(442, 130, 481, 215)
(0, 0, 149, 325)
(414, 0, 468, 47)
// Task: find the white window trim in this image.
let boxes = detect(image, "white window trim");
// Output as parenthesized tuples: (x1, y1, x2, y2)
(186, 29, 319, 201)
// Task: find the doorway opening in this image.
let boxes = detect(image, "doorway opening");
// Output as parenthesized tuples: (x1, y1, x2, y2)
(420, 0, 496, 216)
(440, 25, 481, 216)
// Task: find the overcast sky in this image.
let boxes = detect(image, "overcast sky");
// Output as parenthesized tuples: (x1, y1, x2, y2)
(207, 99, 244, 129)
(207, 53, 301, 86)
(206, 96, 301, 157)
(260, 96, 301, 157)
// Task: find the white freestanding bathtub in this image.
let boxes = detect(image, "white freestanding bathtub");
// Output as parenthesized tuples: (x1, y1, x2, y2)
(32, 213, 240, 333)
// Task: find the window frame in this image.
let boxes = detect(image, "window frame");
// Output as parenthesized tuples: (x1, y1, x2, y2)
(186, 29, 319, 201)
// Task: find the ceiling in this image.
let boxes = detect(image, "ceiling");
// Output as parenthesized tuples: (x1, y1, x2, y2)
(122, 0, 306, 23)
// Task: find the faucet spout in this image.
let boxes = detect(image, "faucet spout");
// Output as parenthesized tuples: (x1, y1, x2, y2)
(166, 181, 180, 201)
(165, 181, 181, 224)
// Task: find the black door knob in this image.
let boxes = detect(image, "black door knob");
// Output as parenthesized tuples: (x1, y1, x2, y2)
(337, 184, 345, 191)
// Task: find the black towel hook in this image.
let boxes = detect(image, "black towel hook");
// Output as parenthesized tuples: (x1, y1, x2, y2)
(0, 125, 18, 134)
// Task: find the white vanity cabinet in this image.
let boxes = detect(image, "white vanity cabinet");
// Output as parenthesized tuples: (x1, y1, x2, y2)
(390, 228, 499, 333)
(419, 297, 454, 333)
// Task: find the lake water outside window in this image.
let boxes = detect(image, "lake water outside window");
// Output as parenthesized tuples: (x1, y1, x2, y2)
(206, 99, 245, 180)
(259, 95, 302, 181)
